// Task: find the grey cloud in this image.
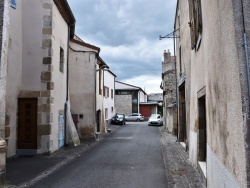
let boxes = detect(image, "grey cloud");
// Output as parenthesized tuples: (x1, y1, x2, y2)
(68, 0, 177, 81)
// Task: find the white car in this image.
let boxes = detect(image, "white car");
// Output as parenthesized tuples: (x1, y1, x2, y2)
(125, 113, 144, 122)
(148, 114, 163, 126)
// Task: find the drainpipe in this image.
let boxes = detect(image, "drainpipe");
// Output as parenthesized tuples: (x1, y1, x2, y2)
(94, 55, 98, 137)
(173, 30, 179, 140)
(64, 23, 74, 145)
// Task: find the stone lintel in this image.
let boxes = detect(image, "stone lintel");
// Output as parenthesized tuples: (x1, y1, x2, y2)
(19, 91, 40, 98)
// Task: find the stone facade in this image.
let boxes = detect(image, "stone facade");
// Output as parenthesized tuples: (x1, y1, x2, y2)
(161, 50, 177, 134)
(147, 93, 163, 102)
(115, 95, 132, 115)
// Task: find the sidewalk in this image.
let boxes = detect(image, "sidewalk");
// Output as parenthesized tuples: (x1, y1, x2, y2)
(160, 127, 205, 188)
(5, 124, 121, 188)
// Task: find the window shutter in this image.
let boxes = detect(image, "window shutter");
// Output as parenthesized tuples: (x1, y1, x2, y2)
(197, 0, 202, 33)
(188, 0, 196, 50)
(11, 0, 16, 8)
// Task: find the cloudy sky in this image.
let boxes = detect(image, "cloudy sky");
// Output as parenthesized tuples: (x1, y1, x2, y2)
(68, 0, 177, 94)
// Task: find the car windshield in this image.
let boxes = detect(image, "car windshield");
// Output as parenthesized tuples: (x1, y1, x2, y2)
(117, 115, 123, 118)
(150, 114, 160, 118)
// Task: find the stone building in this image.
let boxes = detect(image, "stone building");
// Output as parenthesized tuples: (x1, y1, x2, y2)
(115, 81, 147, 116)
(174, 0, 250, 187)
(6, 0, 76, 157)
(0, 0, 9, 185)
(161, 50, 177, 135)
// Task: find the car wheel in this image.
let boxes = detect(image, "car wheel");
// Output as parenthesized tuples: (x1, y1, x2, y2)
(123, 121, 125, 125)
(136, 119, 140, 122)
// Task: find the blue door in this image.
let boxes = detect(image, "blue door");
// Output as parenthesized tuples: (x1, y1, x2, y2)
(58, 115, 64, 148)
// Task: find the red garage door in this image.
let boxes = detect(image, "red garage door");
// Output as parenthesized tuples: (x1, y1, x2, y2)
(140, 105, 151, 118)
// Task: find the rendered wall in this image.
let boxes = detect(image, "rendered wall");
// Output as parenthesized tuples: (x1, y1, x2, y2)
(176, 0, 248, 187)
(103, 71, 116, 123)
(6, 0, 69, 155)
(5, 0, 22, 157)
(69, 41, 97, 139)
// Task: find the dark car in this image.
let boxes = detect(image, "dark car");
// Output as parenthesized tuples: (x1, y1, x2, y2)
(111, 114, 126, 125)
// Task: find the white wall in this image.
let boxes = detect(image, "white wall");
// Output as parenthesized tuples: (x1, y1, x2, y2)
(6, 0, 23, 157)
(103, 70, 116, 122)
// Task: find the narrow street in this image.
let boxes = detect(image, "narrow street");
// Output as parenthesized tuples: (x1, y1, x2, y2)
(30, 122, 167, 188)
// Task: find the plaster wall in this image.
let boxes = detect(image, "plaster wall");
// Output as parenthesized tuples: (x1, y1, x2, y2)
(139, 91, 147, 103)
(103, 70, 116, 122)
(202, 1, 247, 187)
(5, 0, 22, 157)
(69, 41, 97, 138)
(207, 145, 240, 188)
(96, 63, 106, 133)
(175, 0, 192, 149)
(6, 0, 69, 155)
(176, 0, 247, 186)
(22, 0, 49, 90)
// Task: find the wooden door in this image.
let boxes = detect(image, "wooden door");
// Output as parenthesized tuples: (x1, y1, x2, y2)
(96, 110, 101, 132)
(18, 98, 37, 149)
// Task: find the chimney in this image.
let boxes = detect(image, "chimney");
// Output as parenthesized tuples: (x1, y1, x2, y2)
(163, 49, 171, 63)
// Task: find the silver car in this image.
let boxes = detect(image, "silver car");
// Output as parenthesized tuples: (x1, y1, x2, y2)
(148, 114, 163, 126)
(125, 113, 144, 122)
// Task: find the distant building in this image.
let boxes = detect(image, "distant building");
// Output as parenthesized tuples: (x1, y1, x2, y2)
(161, 50, 177, 135)
(147, 93, 163, 102)
(115, 81, 147, 116)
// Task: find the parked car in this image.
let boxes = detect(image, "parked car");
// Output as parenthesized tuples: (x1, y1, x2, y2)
(111, 114, 126, 125)
(148, 114, 163, 126)
(125, 113, 144, 122)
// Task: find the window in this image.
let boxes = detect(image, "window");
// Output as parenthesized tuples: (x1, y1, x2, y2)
(104, 86, 109, 98)
(99, 69, 102, 95)
(111, 89, 113, 99)
(11, 0, 16, 9)
(188, 0, 202, 50)
(59, 47, 64, 73)
(105, 108, 108, 119)
(111, 107, 113, 112)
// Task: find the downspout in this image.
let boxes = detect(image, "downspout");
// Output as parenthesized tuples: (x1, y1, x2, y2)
(173, 30, 179, 140)
(64, 23, 74, 145)
(94, 54, 98, 137)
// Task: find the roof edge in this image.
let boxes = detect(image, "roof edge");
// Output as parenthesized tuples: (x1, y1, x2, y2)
(71, 38, 100, 52)
(53, 0, 75, 38)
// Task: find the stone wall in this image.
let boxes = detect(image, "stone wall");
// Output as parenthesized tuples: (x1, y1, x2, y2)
(115, 95, 132, 115)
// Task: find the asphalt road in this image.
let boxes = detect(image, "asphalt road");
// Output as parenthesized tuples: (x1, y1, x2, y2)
(31, 122, 167, 188)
